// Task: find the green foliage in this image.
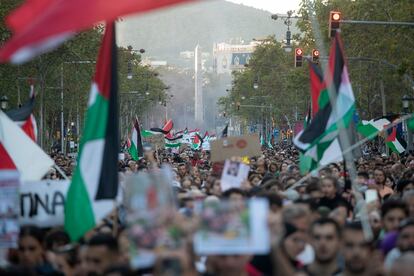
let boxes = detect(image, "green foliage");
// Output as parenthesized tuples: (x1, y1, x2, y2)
(296, 0, 414, 118)
(224, 0, 414, 129)
(0, 4, 166, 150)
(219, 37, 308, 127)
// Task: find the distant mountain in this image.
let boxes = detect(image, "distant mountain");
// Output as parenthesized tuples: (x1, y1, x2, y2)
(117, 1, 297, 66)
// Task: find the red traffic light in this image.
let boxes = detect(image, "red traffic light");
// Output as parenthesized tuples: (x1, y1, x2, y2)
(329, 11, 341, 38)
(312, 49, 320, 63)
(331, 11, 341, 21)
(295, 48, 303, 67)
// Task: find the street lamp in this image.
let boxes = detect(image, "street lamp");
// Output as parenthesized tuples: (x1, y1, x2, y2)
(253, 80, 259, 90)
(0, 95, 9, 110)
(402, 95, 410, 112)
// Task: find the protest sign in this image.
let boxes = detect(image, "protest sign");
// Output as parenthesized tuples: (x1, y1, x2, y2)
(20, 180, 69, 227)
(143, 134, 165, 149)
(0, 171, 20, 249)
(193, 198, 270, 255)
(220, 160, 250, 191)
(124, 167, 181, 269)
(20, 180, 114, 228)
(210, 134, 261, 162)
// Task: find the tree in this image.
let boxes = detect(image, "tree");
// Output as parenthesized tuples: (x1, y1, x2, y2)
(296, 0, 414, 119)
(0, 3, 166, 151)
(219, 37, 309, 132)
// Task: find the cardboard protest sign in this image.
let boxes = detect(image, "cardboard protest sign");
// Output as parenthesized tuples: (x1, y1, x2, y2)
(0, 171, 20, 249)
(220, 160, 250, 191)
(20, 180, 69, 227)
(143, 134, 165, 149)
(193, 198, 270, 255)
(210, 134, 261, 162)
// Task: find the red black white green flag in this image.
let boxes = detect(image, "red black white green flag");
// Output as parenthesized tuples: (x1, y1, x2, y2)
(65, 22, 119, 241)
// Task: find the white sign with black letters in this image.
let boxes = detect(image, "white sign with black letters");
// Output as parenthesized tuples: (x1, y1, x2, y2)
(20, 180, 69, 227)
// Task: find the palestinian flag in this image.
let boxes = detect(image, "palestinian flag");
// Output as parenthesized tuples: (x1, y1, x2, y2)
(222, 124, 228, 138)
(165, 139, 181, 148)
(1, 85, 39, 170)
(299, 105, 314, 174)
(65, 23, 118, 241)
(150, 119, 173, 135)
(0, 110, 54, 180)
(141, 129, 159, 138)
(6, 84, 37, 141)
(357, 115, 406, 154)
(299, 61, 344, 175)
(129, 117, 144, 160)
(294, 33, 355, 168)
(164, 131, 183, 148)
(309, 61, 326, 116)
(192, 133, 201, 150)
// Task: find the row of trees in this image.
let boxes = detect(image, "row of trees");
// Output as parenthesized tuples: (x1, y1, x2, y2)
(0, 1, 167, 151)
(220, 0, 414, 131)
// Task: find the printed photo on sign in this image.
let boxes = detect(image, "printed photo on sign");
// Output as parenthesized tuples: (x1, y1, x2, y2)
(193, 198, 270, 255)
(0, 171, 20, 249)
(220, 160, 250, 191)
(124, 167, 183, 269)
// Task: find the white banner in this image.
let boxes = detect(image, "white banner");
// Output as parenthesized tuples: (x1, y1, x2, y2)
(20, 180, 69, 227)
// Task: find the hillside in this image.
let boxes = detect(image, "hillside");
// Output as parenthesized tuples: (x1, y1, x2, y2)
(117, 0, 298, 66)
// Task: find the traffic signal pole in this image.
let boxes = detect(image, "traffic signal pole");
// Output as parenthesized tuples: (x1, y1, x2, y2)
(340, 20, 414, 27)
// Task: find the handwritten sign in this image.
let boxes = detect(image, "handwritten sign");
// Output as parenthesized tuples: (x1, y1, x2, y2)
(210, 134, 261, 162)
(20, 180, 69, 227)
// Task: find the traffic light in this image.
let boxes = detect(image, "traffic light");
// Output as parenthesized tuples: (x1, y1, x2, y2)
(127, 60, 132, 79)
(328, 11, 341, 38)
(312, 49, 320, 64)
(294, 48, 303, 67)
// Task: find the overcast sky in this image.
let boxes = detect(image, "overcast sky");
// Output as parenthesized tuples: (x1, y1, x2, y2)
(226, 0, 302, 14)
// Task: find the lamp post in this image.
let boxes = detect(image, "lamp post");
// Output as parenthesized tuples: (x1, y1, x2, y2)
(402, 95, 414, 152)
(253, 79, 259, 90)
(0, 96, 9, 111)
(126, 47, 145, 80)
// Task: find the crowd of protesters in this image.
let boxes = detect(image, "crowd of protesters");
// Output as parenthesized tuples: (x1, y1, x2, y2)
(2, 142, 414, 276)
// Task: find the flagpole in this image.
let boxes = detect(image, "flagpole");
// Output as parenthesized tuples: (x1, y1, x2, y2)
(306, 2, 372, 239)
(292, 113, 414, 186)
(54, 164, 69, 180)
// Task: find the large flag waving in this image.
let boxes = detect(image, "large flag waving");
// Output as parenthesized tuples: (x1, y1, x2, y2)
(1, 0, 195, 63)
(65, 23, 118, 241)
(299, 60, 343, 174)
(0, 111, 53, 180)
(294, 33, 355, 168)
(1, 85, 38, 170)
(129, 117, 144, 160)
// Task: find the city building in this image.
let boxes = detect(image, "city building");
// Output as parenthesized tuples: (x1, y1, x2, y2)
(212, 40, 259, 74)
